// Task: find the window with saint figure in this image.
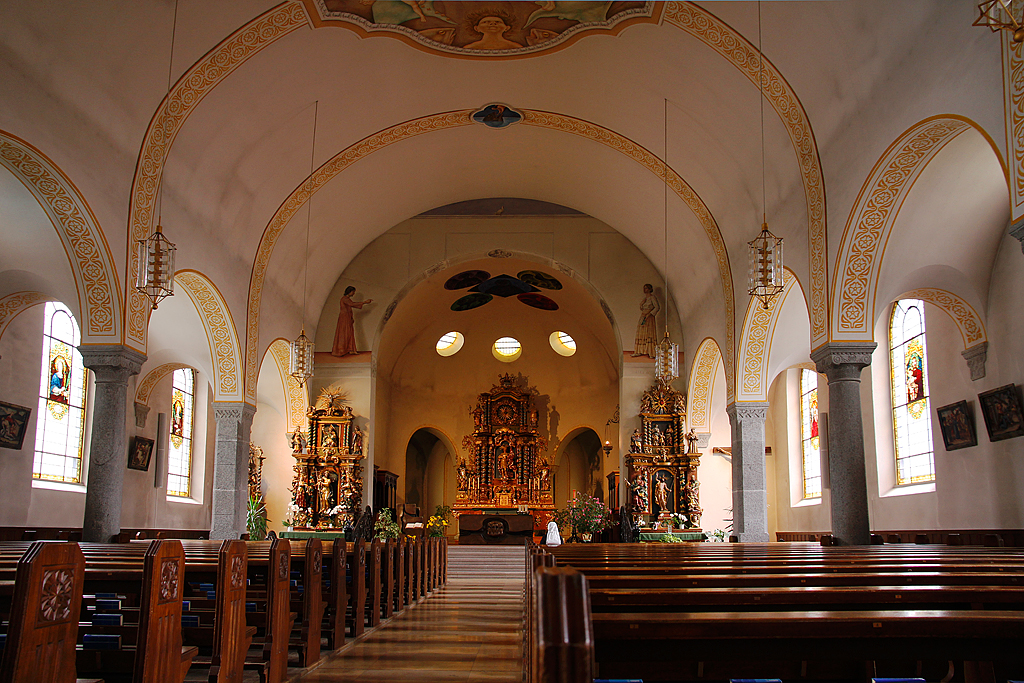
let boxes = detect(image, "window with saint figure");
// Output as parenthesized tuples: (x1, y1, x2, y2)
(800, 369, 822, 499)
(890, 299, 934, 485)
(168, 368, 195, 497)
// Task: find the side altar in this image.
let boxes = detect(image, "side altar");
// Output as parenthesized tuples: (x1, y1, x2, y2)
(455, 374, 553, 532)
(626, 379, 702, 530)
(287, 390, 366, 530)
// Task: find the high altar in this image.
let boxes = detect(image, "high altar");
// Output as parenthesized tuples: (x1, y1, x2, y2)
(626, 379, 702, 529)
(455, 374, 552, 529)
(287, 392, 366, 530)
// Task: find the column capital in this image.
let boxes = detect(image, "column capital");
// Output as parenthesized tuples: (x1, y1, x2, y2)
(811, 342, 877, 382)
(1010, 215, 1024, 255)
(961, 341, 988, 381)
(78, 344, 146, 381)
(212, 401, 257, 425)
(726, 402, 769, 422)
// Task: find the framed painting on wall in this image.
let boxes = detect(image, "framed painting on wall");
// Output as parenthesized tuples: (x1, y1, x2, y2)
(936, 400, 977, 451)
(0, 401, 31, 450)
(128, 436, 155, 471)
(978, 384, 1024, 442)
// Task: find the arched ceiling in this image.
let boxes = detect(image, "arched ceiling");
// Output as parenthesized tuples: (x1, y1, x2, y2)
(0, 1, 1012, 390)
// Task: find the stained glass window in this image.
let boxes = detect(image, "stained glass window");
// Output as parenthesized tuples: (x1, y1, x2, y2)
(890, 299, 935, 485)
(167, 368, 195, 497)
(33, 302, 87, 483)
(800, 369, 822, 499)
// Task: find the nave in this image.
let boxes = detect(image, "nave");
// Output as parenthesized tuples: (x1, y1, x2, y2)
(299, 546, 525, 683)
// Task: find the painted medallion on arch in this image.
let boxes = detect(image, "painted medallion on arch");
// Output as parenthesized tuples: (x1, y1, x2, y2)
(305, 1, 659, 58)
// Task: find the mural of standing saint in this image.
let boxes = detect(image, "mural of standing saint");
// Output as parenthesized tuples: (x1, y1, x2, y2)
(632, 283, 660, 358)
(332, 286, 373, 356)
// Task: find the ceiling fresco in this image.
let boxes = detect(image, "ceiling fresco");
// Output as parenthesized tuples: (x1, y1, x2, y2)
(446, 270, 562, 311)
(304, 0, 660, 58)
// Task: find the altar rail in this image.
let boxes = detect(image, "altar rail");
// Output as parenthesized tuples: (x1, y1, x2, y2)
(776, 528, 1024, 547)
(526, 541, 1024, 683)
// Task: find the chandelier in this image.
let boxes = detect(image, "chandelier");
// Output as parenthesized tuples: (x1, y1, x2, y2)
(746, 2, 784, 310)
(136, 1, 179, 310)
(655, 331, 679, 386)
(290, 101, 319, 387)
(974, 1, 1024, 42)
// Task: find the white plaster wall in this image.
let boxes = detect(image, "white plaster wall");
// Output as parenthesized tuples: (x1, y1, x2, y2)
(698, 355, 733, 536)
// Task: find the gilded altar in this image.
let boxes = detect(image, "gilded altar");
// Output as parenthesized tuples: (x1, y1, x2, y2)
(455, 374, 553, 522)
(288, 392, 366, 529)
(626, 380, 702, 529)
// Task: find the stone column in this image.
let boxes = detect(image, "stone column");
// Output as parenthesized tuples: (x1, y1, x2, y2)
(811, 342, 876, 546)
(726, 402, 769, 542)
(79, 345, 147, 542)
(211, 402, 257, 540)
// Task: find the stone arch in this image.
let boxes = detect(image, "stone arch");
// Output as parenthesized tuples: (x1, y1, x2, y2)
(135, 362, 191, 406)
(687, 337, 723, 433)
(897, 288, 987, 350)
(736, 269, 798, 403)
(243, 110, 734, 403)
(174, 270, 244, 403)
(266, 338, 309, 432)
(549, 425, 604, 506)
(0, 291, 55, 342)
(0, 130, 121, 343)
(831, 115, 1005, 344)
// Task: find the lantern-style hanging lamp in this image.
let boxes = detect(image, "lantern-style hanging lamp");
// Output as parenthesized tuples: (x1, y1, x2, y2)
(974, 1, 1024, 42)
(136, 0, 179, 310)
(746, 2, 784, 310)
(290, 101, 319, 388)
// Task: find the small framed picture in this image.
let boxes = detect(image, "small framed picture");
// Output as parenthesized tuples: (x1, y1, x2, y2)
(978, 384, 1024, 442)
(0, 401, 32, 450)
(128, 436, 155, 471)
(936, 400, 977, 451)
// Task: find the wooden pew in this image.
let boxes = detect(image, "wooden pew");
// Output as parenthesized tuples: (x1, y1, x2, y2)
(381, 539, 395, 620)
(348, 540, 366, 637)
(290, 538, 323, 667)
(322, 539, 347, 650)
(262, 539, 293, 683)
(0, 541, 88, 683)
(367, 539, 383, 627)
(207, 540, 253, 683)
(394, 538, 406, 613)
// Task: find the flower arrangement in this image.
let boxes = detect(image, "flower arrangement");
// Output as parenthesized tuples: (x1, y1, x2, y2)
(553, 492, 611, 536)
(374, 508, 401, 540)
(425, 515, 449, 538)
(705, 528, 726, 542)
(282, 503, 311, 528)
(669, 512, 687, 529)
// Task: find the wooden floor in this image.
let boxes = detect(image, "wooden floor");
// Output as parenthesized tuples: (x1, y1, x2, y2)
(295, 545, 526, 683)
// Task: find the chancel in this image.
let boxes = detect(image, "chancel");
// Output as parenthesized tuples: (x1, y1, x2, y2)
(2, 1, 1024, 682)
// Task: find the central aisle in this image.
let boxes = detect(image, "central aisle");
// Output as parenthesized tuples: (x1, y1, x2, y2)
(297, 544, 526, 683)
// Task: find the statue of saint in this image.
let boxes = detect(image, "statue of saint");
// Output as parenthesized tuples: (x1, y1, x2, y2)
(291, 428, 306, 454)
(632, 283, 661, 358)
(351, 428, 364, 455)
(457, 459, 468, 490)
(630, 428, 642, 453)
(686, 428, 699, 453)
(332, 286, 373, 356)
(318, 470, 333, 513)
(654, 475, 670, 512)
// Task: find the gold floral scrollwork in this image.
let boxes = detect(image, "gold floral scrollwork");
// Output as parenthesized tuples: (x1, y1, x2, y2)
(39, 568, 74, 622)
(135, 362, 190, 406)
(738, 271, 794, 401)
(902, 288, 987, 348)
(0, 291, 52, 342)
(835, 119, 970, 338)
(688, 338, 721, 430)
(175, 271, 241, 401)
(1005, 36, 1024, 218)
(268, 339, 309, 433)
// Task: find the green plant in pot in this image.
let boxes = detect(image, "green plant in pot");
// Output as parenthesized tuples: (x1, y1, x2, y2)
(247, 494, 268, 541)
(554, 492, 611, 542)
(374, 508, 401, 541)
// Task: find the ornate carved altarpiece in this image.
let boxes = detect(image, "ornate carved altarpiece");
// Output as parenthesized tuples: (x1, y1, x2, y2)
(626, 381, 702, 529)
(288, 393, 366, 529)
(456, 375, 552, 526)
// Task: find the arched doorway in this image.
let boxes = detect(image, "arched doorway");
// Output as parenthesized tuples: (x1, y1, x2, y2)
(552, 428, 604, 509)
(404, 428, 456, 519)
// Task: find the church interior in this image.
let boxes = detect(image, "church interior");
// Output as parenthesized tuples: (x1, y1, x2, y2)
(2, 1, 1024, 681)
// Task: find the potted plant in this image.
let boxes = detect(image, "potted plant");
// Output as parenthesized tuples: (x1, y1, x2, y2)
(428, 504, 453, 538)
(374, 508, 401, 541)
(554, 492, 611, 542)
(247, 494, 268, 540)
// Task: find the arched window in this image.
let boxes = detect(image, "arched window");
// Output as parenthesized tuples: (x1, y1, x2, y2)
(890, 299, 934, 485)
(800, 369, 821, 499)
(33, 302, 87, 483)
(167, 368, 195, 497)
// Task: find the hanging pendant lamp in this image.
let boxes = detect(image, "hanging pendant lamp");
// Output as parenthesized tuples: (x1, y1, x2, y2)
(746, 1, 784, 311)
(974, 1, 1024, 42)
(136, 0, 179, 310)
(290, 101, 319, 387)
(656, 98, 679, 387)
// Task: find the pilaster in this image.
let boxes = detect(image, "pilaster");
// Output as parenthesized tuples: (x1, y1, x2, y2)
(811, 342, 876, 545)
(726, 402, 769, 542)
(211, 402, 257, 540)
(962, 342, 988, 381)
(79, 345, 146, 542)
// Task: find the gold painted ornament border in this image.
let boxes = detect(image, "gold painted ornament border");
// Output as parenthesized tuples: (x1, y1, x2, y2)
(663, 1, 827, 349)
(832, 118, 970, 340)
(0, 131, 121, 341)
(175, 270, 243, 401)
(1003, 33, 1024, 220)
(135, 362, 190, 406)
(737, 270, 794, 401)
(901, 288, 987, 349)
(687, 337, 722, 431)
(242, 109, 736, 404)
(124, 1, 309, 352)
(268, 338, 309, 431)
(0, 291, 54, 342)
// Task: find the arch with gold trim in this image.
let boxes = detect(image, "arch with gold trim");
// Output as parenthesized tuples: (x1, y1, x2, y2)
(174, 270, 244, 403)
(737, 270, 797, 403)
(0, 130, 121, 343)
(898, 288, 987, 350)
(135, 362, 191, 406)
(267, 338, 309, 432)
(687, 337, 723, 432)
(0, 292, 56, 342)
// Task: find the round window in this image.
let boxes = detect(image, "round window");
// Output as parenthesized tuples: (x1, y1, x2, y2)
(435, 331, 465, 357)
(549, 331, 577, 357)
(492, 336, 522, 362)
